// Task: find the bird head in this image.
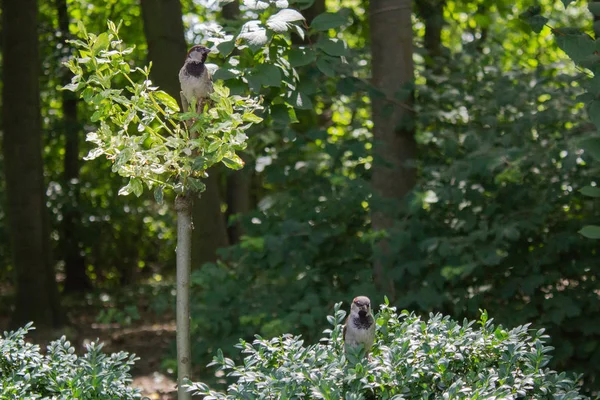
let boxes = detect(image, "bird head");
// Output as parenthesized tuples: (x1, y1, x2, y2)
(350, 296, 371, 318)
(186, 45, 211, 63)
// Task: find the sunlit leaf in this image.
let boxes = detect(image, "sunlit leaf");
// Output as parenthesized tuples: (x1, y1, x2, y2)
(266, 9, 304, 33)
(154, 90, 180, 111)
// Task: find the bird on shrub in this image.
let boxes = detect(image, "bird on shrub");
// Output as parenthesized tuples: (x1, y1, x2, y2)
(343, 296, 375, 357)
(179, 45, 213, 114)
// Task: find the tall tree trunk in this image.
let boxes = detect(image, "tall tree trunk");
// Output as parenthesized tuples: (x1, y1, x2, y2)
(3, 0, 64, 328)
(141, 0, 230, 267)
(218, 0, 252, 244)
(369, 0, 416, 300)
(57, 0, 91, 293)
(416, 0, 445, 70)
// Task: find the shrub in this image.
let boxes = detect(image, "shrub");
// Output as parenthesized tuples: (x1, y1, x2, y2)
(0, 323, 141, 399)
(187, 301, 587, 399)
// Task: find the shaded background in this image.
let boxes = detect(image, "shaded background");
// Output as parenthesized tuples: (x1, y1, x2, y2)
(1, 0, 600, 397)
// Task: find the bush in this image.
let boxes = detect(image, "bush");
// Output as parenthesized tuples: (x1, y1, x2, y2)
(187, 301, 587, 399)
(0, 323, 141, 399)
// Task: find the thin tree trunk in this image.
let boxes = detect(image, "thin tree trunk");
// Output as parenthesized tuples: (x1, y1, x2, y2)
(57, 0, 91, 293)
(175, 194, 192, 400)
(3, 0, 64, 328)
(369, 0, 416, 300)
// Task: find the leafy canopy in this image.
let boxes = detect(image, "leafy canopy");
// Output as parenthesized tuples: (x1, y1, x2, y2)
(64, 21, 263, 199)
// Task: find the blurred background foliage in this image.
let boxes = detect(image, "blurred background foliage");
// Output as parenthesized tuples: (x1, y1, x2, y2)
(1, 0, 600, 395)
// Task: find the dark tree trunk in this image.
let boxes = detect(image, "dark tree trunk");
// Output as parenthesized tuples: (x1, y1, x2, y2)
(416, 0, 445, 67)
(192, 171, 230, 264)
(369, 0, 416, 300)
(222, 0, 239, 21)
(141, 0, 230, 266)
(57, 0, 91, 293)
(141, 0, 188, 100)
(3, 0, 64, 328)
(226, 155, 251, 244)
(218, 0, 251, 244)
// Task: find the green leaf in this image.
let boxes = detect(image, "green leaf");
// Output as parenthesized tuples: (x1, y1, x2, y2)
(528, 15, 548, 33)
(266, 9, 304, 33)
(238, 21, 269, 51)
(288, 47, 316, 67)
(90, 110, 103, 122)
(271, 104, 298, 124)
(222, 153, 245, 170)
(579, 137, 600, 161)
(254, 64, 282, 87)
(217, 39, 236, 57)
(556, 33, 596, 64)
(92, 32, 110, 54)
(316, 57, 336, 77)
(580, 186, 600, 197)
(242, 112, 263, 123)
(562, 0, 575, 7)
(213, 67, 238, 81)
(207, 139, 223, 153)
(289, 91, 312, 110)
(62, 82, 81, 92)
(154, 90, 180, 111)
(188, 177, 207, 192)
(579, 225, 600, 239)
(310, 12, 347, 31)
(131, 178, 143, 197)
(316, 38, 347, 57)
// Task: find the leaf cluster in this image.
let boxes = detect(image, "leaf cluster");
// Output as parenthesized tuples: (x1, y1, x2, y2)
(64, 21, 263, 198)
(187, 303, 587, 399)
(0, 323, 141, 399)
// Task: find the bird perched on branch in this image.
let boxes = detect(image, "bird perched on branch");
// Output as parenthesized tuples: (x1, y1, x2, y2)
(343, 296, 376, 357)
(179, 45, 213, 114)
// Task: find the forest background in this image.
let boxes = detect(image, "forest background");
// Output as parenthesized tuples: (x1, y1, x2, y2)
(2, 0, 600, 396)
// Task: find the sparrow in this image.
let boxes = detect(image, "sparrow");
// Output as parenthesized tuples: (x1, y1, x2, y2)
(343, 296, 376, 356)
(179, 45, 213, 114)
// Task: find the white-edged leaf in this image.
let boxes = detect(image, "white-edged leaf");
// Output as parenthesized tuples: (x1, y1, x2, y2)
(267, 9, 304, 33)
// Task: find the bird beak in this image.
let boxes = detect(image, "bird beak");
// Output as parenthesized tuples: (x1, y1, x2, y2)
(358, 305, 368, 317)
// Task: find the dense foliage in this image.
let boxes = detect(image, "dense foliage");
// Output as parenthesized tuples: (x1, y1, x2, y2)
(184, 37, 600, 391)
(1, 0, 600, 396)
(0, 323, 141, 399)
(187, 302, 587, 399)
